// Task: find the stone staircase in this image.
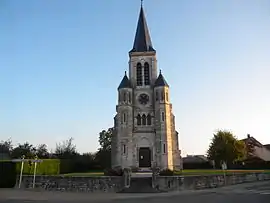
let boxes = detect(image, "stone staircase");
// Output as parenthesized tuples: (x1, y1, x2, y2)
(119, 177, 161, 193)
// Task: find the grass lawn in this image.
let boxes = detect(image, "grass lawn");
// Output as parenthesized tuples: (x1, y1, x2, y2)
(62, 169, 270, 177)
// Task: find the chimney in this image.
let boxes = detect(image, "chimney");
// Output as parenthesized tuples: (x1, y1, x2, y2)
(247, 134, 250, 138)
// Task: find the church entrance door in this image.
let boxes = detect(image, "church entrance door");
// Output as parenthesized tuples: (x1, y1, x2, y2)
(139, 147, 151, 167)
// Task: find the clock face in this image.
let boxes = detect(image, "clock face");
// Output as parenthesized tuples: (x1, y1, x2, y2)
(138, 93, 149, 105)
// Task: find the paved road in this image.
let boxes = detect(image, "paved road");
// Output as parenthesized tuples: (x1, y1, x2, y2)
(1, 181, 269, 203)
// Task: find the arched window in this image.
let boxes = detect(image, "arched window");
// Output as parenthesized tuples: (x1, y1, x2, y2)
(142, 114, 146, 125)
(161, 90, 164, 101)
(118, 92, 121, 102)
(161, 112, 165, 121)
(155, 91, 159, 101)
(137, 114, 141, 125)
(144, 62, 150, 85)
(165, 92, 168, 101)
(136, 63, 142, 86)
(128, 92, 131, 103)
(123, 92, 127, 102)
(123, 113, 126, 123)
(147, 114, 151, 125)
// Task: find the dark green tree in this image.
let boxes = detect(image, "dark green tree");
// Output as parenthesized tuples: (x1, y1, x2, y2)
(0, 138, 12, 155)
(36, 144, 49, 158)
(55, 137, 78, 159)
(11, 142, 36, 158)
(95, 127, 113, 169)
(98, 127, 113, 151)
(207, 130, 247, 167)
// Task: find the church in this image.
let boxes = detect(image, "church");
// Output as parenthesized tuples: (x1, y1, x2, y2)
(111, 4, 182, 171)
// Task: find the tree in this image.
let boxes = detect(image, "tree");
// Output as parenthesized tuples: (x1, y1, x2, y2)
(55, 137, 78, 159)
(207, 130, 247, 167)
(98, 127, 113, 151)
(36, 144, 49, 158)
(96, 127, 113, 169)
(0, 138, 13, 154)
(11, 142, 36, 158)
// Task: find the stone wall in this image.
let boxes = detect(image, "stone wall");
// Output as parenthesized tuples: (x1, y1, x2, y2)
(153, 173, 270, 192)
(17, 172, 270, 193)
(18, 175, 124, 193)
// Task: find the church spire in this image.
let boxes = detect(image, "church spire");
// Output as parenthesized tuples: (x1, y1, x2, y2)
(129, 3, 155, 53)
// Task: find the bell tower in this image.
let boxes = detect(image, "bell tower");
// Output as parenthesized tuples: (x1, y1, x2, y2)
(111, 3, 182, 171)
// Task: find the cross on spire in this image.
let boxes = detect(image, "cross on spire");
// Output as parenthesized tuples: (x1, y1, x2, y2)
(141, 0, 143, 7)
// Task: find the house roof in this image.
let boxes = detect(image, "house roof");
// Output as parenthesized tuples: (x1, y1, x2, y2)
(264, 144, 270, 151)
(182, 155, 208, 163)
(241, 136, 264, 148)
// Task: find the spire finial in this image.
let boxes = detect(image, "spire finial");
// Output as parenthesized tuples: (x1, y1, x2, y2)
(141, 0, 143, 7)
(159, 69, 162, 74)
(124, 71, 127, 76)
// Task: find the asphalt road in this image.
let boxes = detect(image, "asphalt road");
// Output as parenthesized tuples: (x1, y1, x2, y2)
(1, 181, 269, 203)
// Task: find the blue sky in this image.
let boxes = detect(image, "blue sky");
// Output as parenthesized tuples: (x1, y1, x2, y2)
(0, 0, 270, 156)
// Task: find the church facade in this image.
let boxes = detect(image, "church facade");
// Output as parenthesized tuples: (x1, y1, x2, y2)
(111, 5, 182, 171)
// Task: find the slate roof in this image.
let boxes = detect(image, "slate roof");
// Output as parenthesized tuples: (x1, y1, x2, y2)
(264, 144, 270, 151)
(154, 71, 169, 87)
(129, 5, 155, 53)
(118, 72, 132, 90)
(183, 155, 209, 163)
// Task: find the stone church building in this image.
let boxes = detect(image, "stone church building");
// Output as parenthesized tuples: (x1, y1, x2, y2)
(111, 4, 182, 171)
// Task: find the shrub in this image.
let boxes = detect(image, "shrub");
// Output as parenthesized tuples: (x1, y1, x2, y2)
(104, 167, 123, 176)
(0, 161, 17, 188)
(16, 159, 60, 175)
(159, 169, 174, 176)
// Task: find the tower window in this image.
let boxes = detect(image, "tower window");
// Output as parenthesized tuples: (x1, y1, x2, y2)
(161, 90, 164, 101)
(163, 143, 166, 154)
(136, 63, 142, 86)
(123, 113, 126, 123)
(123, 144, 126, 154)
(128, 92, 131, 103)
(147, 114, 151, 125)
(142, 114, 146, 125)
(137, 114, 141, 125)
(123, 92, 127, 102)
(144, 62, 150, 85)
(155, 91, 159, 101)
(118, 92, 121, 102)
(161, 112, 165, 121)
(165, 92, 168, 101)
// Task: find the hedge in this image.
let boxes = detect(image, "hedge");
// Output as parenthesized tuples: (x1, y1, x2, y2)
(16, 159, 60, 175)
(0, 161, 17, 188)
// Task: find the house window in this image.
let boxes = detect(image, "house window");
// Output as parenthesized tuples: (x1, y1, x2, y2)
(136, 63, 142, 86)
(144, 62, 150, 85)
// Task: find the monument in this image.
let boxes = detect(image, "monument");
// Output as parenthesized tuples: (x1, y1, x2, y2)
(111, 3, 182, 171)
